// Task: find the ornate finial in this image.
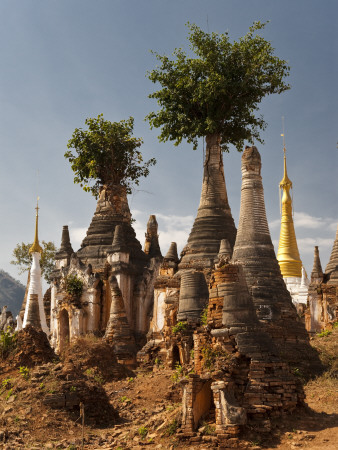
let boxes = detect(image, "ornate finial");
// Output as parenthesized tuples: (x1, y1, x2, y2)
(29, 197, 43, 254)
(280, 117, 292, 189)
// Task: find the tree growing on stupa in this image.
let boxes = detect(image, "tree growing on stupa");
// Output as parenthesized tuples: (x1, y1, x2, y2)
(65, 114, 156, 199)
(146, 21, 290, 152)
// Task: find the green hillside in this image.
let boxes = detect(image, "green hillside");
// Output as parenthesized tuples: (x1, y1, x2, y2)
(0, 269, 25, 316)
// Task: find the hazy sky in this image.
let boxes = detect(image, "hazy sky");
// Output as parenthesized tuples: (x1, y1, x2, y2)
(0, 0, 337, 286)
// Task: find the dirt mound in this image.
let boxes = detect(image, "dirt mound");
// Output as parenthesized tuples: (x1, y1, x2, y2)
(310, 326, 338, 378)
(61, 336, 133, 382)
(8, 325, 56, 367)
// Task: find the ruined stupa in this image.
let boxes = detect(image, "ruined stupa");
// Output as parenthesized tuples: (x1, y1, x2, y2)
(50, 185, 162, 353)
(179, 134, 237, 272)
(306, 227, 338, 332)
(232, 146, 319, 370)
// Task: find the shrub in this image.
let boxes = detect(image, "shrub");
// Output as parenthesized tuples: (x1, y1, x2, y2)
(200, 306, 208, 325)
(317, 330, 332, 338)
(65, 274, 83, 301)
(172, 321, 187, 334)
(0, 328, 17, 358)
(165, 419, 178, 436)
(138, 426, 148, 439)
(19, 366, 30, 381)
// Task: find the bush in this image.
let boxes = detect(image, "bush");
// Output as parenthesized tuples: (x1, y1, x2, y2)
(317, 330, 332, 338)
(172, 321, 187, 334)
(0, 328, 17, 358)
(138, 426, 148, 439)
(65, 274, 83, 301)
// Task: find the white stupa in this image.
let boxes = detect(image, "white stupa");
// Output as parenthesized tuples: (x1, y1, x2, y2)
(21, 199, 49, 334)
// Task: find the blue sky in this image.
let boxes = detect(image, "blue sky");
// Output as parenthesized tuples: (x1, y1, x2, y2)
(0, 0, 337, 286)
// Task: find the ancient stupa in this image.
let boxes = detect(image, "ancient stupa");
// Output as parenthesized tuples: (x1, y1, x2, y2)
(179, 134, 237, 272)
(50, 185, 162, 352)
(306, 227, 338, 332)
(232, 146, 319, 370)
(21, 200, 49, 334)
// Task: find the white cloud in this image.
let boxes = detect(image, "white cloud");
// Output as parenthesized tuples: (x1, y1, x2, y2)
(132, 209, 194, 256)
(70, 227, 87, 249)
(297, 237, 334, 254)
(270, 212, 337, 231)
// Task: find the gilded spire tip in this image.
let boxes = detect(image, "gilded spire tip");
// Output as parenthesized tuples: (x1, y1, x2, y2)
(29, 198, 43, 254)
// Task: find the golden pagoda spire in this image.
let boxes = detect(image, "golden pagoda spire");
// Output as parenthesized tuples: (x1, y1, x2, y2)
(29, 198, 43, 254)
(277, 123, 302, 278)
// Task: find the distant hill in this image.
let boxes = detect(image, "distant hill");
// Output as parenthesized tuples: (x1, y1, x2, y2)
(0, 269, 25, 317)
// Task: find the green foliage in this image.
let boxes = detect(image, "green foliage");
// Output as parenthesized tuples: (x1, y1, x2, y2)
(0, 329, 17, 358)
(19, 366, 30, 381)
(201, 346, 229, 369)
(201, 306, 208, 325)
(138, 426, 148, 439)
(171, 363, 184, 383)
(147, 21, 290, 152)
(172, 321, 187, 334)
(333, 322, 338, 329)
(65, 114, 156, 198)
(10, 241, 57, 282)
(317, 330, 332, 338)
(165, 418, 178, 436)
(120, 395, 131, 404)
(65, 274, 83, 301)
(1, 378, 12, 389)
(69, 385, 77, 392)
(202, 422, 216, 435)
(5, 388, 13, 400)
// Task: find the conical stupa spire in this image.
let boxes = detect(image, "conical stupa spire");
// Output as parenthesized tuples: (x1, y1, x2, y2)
(104, 276, 136, 365)
(112, 224, 126, 252)
(277, 149, 302, 277)
(164, 242, 179, 262)
(311, 246, 323, 282)
(325, 225, 338, 275)
(232, 146, 298, 320)
(76, 185, 146, 267)
(55, 225, 73, 262)
(144, 215, 162, 258)
(179, 134, 236, 270)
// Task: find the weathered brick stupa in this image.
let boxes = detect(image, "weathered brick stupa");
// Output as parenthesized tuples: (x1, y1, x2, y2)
(50, 185, 162, 353)
(178, 247, 304, 442)
(232, 146, 320, 372)
(142, 135, 237, 367)
(179, 134, 237, 272)
(306, 227, 338, 332)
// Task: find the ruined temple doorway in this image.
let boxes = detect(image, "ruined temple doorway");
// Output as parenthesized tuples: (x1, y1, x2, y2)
(59, 309, 70, 351)
(172, 345, 181, 368)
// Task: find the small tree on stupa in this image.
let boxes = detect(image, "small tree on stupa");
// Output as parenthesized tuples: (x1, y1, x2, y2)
(65, 114, 156, 199)
(146, 21, 290, 153)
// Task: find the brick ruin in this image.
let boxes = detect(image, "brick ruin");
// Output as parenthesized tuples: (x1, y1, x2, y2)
(138, 144, 322, 444)
(14, 137, 334, 445)
(49, 185, 162, 362)
(305, 229, 338, 333)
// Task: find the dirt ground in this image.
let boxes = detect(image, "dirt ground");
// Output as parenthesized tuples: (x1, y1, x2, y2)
(0, 329, 337, 449)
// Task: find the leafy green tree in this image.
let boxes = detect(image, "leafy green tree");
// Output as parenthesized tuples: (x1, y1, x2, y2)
(65, 114, 156, 198)
(10, 241, 57, 282)
(146, 21, 290, 152)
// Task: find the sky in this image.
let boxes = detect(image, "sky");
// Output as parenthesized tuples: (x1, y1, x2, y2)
(0, 0, 337, 287)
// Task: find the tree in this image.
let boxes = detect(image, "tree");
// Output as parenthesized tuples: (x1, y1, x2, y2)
(10, 241, 57, 282)
(146, 22, 290, 152)
(65, 115, 156, 198)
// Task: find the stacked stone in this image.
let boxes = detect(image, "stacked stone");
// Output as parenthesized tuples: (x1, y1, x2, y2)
(325, 225, 338, 277)
(55, 226, 74, 266)
(179, 134, 236, 273)
(144, 215, 162, 258)
(104, 276, 137, 367)
(77, 185, 147, 269)
(231, 146, 318, 370)
(177, 270, 209, 323)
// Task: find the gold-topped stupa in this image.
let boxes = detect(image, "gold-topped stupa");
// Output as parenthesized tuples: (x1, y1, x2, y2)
(29, 199, 43, 254)
(277, 140, 302, 278)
